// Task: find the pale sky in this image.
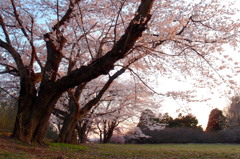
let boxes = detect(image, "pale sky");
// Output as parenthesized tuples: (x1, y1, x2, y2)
(154, 45, 240, 129)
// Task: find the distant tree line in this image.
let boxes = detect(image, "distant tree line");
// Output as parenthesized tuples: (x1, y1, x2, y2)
(125, 97, 240, 144)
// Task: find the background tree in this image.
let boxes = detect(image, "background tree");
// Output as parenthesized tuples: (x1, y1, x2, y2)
(56, 66, 127, 144)
(162, 113, 200, 129)
(137, 109, 165, 132)
(53, 72, 158, 144)
(127, 111, 202, 143)
(88, 79, 159, 143)
(224, 96, 240, 128)
(206, 108, 225, 132)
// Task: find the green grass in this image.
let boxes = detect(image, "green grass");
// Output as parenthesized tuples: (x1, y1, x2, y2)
(49, 142, 88, 152)
(0, 151, 31, 159)
(1, 141, 240, 159)
(82, 144, 240, 159)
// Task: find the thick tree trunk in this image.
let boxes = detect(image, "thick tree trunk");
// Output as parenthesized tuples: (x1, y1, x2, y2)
(103, 130, 114, 143)
(12, 30, 66, 144)
(12, 69, 37, 142)
(12, 86, 59, 144)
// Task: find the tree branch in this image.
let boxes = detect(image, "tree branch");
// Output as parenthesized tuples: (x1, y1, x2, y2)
(0, 87, 18, 100)
(0, 39, 25, 76)
(0, 15, 12, 45)
(128, 67, 166, 96)
(52, 0, 82, 31)
(77, 66, 127, 119)
(54, 0, 155, 92)
(10, 0, 37, 69)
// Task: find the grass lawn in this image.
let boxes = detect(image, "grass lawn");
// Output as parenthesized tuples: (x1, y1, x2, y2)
(1, 137, 240, 159)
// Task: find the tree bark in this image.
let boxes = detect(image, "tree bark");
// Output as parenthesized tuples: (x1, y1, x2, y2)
(57, 103, 79, 143)
(12, 68, 37, 142)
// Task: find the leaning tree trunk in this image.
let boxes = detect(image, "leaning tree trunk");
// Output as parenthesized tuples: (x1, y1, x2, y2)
(57, 111, 79, 143)
(58, 67, 126, 144)
(57, 85, 84, 143)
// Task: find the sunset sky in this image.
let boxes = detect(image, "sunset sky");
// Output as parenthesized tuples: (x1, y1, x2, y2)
(155, 45, 240, 129)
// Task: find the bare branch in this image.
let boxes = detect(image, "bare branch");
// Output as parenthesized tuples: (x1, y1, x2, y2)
(128, 67, 166, 96)
(176, 16, 191, 35)
(113, 0, 127, 45)
(0, 39, 25, 74)
(77, 5, 94, 60)
(191, 47, 226, 82)
(190, 15, 215, 30)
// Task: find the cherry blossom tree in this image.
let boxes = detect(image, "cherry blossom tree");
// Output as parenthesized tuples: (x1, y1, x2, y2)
(56, 73, 158, 144)
(224, 96, 240, 128)
(56, 66, 128, 143)
(0, 0, 239, 145)
(93, 81, 156, 143)
(0, 0, 154, 144)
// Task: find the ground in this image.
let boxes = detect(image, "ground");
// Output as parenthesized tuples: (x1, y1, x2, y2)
(1, 136, 240, 159)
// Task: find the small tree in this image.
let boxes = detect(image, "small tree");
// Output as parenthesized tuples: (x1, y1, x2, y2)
(206, 108, 225, 132)
(137, 109, 166, 133)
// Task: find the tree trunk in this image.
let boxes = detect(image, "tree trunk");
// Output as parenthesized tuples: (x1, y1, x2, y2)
(57, 86, 83, 144)
(12, 84, 60, 144)
(76, 121, 90, 143)
(57, 114, 79, 143)
(103, 121, 117, 143)
(12, 68, 37, 142)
